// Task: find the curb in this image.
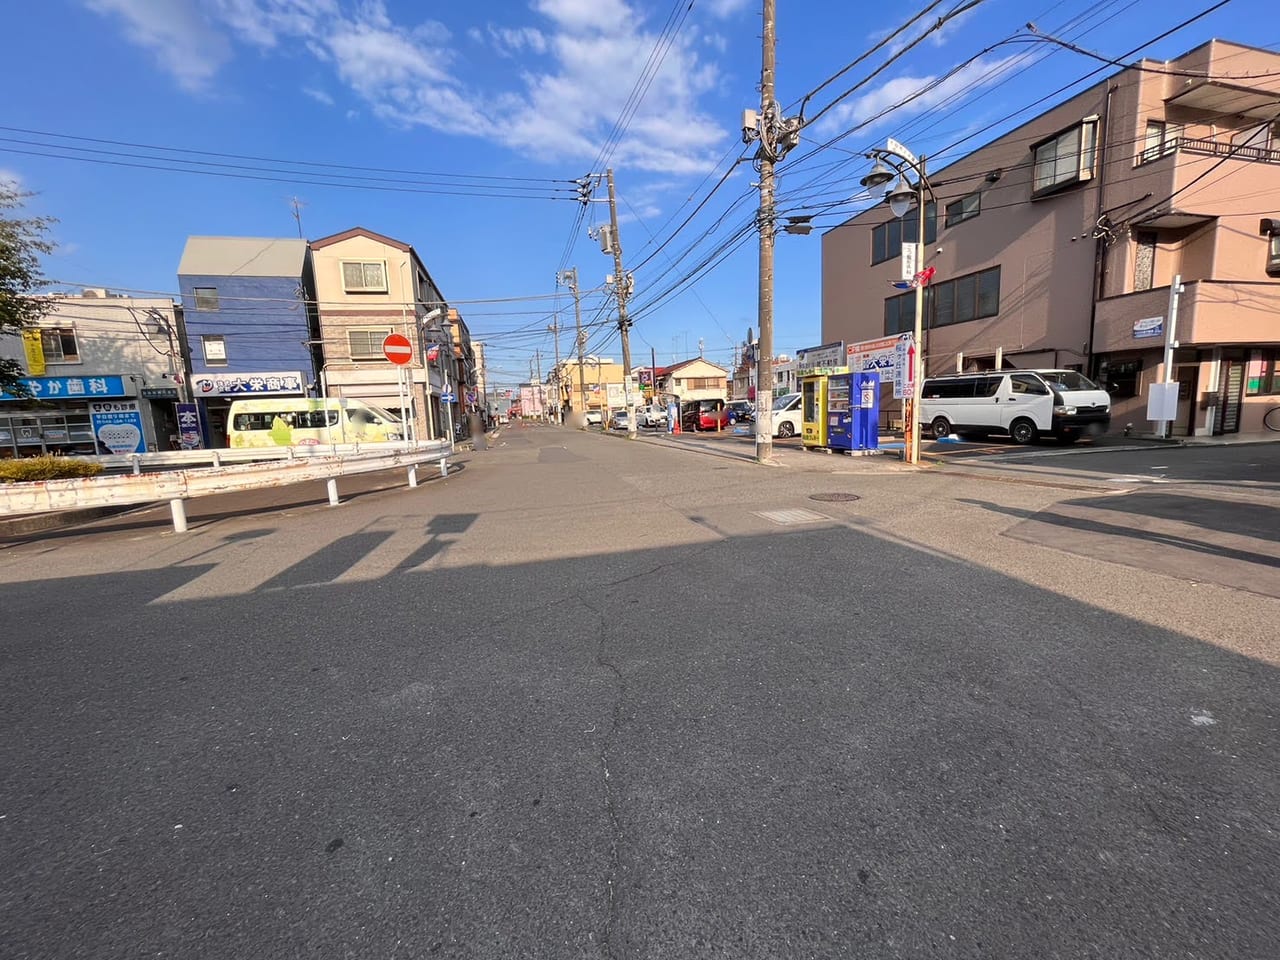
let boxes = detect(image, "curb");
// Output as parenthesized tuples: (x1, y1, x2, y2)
(0, 503, 139, 540)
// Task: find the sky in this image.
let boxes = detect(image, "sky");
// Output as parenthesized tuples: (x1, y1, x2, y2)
(2, 0, 1270, 388)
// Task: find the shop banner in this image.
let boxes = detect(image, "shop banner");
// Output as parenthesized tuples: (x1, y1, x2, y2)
(176, 402, 202, 450)
(190, 371, 305, 397)
(89, 400, 146, 454)
(21, 330, 46, 376)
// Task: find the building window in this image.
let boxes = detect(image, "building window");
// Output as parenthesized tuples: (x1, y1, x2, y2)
(341, 260, 388, 293)
(883, 266, 1001, 335)
(870, 203, 938, 265)
(1140, 121, 1179, 163)
(1134, 231, 1157, 291)
(1031, 118, 1098, 197)
(1245, 349, 1280, 396)
(193, 287, 219, 311)
(1268, 233, 1280, 278)
(944, 193, 980, 227)
(40, 327, 80, 363)
(202, 335, 227, 366)
(348, 328, 393, 360)
(1097, 358, 1141, 399)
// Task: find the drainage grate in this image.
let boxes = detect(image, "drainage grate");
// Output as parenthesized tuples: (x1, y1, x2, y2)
(755, 508, 832, 525)
(809, 492, 860, 502)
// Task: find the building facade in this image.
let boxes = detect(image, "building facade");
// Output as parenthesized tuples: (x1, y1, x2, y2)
(0, 290, 187, 456)
(821, 39, 1280, 437)
(177, 236, 317, 446)
(309, 227, 449, 441)
(654, 357, 729, 402)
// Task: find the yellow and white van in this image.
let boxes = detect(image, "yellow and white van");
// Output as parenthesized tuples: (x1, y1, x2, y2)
(227, 398, 404, 448)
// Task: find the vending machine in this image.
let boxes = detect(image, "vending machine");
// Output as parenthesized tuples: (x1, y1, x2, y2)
(855, 371, 881, 452)
(826, 373, 854, 452)
(801, 375, 828, 448)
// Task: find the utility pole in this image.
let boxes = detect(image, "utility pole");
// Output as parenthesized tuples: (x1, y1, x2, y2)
(605, 168, 637, 438)
(743, 0, 800, 463)
(559, 268, 588, 428)
(549, 311, 563, 424)
(535, 348, 544, 421)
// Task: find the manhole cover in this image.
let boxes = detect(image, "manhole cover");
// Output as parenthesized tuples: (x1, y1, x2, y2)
(809, 492, 860, 502)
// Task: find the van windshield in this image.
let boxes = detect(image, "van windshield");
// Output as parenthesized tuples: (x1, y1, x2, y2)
(1038, 371, 1100, 392)
(773, 393, 799, 411)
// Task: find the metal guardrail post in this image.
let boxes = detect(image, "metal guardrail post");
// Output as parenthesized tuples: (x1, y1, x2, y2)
(326, 478, 340, 506)
(131, 455, 141, 476)
(211, 450, 222, 467)
(439, 457, 448, 478)
(408, 464, 419, 488)
(170, 499, 188, 533)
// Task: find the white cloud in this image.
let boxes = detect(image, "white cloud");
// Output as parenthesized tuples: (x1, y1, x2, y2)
(815, 54, 1020, 134)
(302, 86, 334, 106)
(89, 0, 732, 173)
(705, 0, 750, 17)
(84, 0, 231, 92)
(0, 168, 22, 190)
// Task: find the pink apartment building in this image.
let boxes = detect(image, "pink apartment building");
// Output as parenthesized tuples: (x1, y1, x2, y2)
(821, 39, 1280, 437)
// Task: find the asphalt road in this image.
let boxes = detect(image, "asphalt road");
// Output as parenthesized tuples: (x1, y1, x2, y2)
(2, 425, 1276, 959)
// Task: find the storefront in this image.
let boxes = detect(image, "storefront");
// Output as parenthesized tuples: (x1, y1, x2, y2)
(0, 374, 157, 458)
(188, 370, 307, 447)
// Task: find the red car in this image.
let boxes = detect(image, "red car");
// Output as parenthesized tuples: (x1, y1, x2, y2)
(680, 399, 730, 431)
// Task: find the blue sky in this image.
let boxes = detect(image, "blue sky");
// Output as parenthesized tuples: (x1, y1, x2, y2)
(2, 0, 1267, 388)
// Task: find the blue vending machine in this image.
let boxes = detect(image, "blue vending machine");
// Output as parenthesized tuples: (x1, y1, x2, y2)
(826, 373, 855, 452)
(855, 371, 880, 452)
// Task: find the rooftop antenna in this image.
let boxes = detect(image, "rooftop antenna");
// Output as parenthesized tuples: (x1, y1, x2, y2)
(289, 197, 306, 239)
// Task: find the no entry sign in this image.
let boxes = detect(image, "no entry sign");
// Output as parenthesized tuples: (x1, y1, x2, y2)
(382, 333, 413, 365)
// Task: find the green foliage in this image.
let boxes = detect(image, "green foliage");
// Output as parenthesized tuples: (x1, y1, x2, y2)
(0, 184, 56, 398)
(0, 455, 104, 483)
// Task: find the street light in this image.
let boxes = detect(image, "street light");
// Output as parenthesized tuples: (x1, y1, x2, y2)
(863, 139, 936, 466)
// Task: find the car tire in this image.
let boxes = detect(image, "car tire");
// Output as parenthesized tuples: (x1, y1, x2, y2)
(1010, 418, 1038, 445)
(778, 421, 796, 438)
(930, 416, 952, 440)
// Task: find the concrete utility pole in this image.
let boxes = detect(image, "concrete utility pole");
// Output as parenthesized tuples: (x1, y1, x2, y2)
(549, 312, 563, 424)
(605, 168, 637, 439)
(742, 0, 799, 463)
(558, 268, 588, 428)
(535, 348, 544, 421)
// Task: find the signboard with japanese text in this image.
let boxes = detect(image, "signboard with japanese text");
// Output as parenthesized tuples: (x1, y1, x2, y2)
(89, 400, 146, 454)
(796, 341, 848, 376)
(847, 334, 915, 399)
(0, 374, 130, 401)
(21, 330, 45, 376)
(1133, 316, 1163, 340)
(176, 402, 202, 450)
(190, 371, 305, 398)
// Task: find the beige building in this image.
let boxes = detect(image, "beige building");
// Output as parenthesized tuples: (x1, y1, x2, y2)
(555, 356, 626, 416)
(655, 357, 729, 402)
(309, 227, 451, 440)
(822, 39, 1280, 437)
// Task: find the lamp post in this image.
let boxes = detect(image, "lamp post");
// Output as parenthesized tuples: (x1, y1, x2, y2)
(861, 139, 935, 466)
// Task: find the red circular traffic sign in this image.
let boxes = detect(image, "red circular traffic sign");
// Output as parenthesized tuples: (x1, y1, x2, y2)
(382, 333, 413, 365)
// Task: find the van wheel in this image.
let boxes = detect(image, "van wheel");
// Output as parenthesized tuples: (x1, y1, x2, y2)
(1010, 418, 1038, 445)
(778, 421, 796, 438)
(930, 416, 952, 440)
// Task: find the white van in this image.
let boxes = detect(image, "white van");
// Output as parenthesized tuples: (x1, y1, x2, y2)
(227, 398, 404, 448)
(771, 392, 802, 438)
(918, 370, 1110, 444)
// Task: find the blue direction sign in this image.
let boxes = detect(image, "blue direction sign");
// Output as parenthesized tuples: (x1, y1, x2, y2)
(440, 392, 456, 402)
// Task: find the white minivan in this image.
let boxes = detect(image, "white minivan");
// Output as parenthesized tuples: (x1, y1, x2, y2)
(771, 392, 803, 438)
(918, 370, 1111, 444)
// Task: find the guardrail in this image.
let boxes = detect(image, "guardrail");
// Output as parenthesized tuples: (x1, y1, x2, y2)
(0, 440, 453, 533)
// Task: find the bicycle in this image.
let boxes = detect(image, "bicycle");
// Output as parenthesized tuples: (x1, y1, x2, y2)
(1264, 404, 1280, 432)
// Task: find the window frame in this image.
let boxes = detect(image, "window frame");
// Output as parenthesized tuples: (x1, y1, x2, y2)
(1245, 348, 1280, 396)
(193, 287, 219, 311)
(39, 327, 81, 363)
(340, 259, 389, 294)
(1268, 233, 1280, 278)
(1031, 117, 1098, 198)
(347, 327, 394, 360)
(944, 192, 980, 227)
(883, 265, 1001, 336)
(1139, 120, 1180, 164)
(871, 202, 937, 265)
(202, 334, 227, 366)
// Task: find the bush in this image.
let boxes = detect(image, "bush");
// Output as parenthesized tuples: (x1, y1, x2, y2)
(0, 455, 105, 483)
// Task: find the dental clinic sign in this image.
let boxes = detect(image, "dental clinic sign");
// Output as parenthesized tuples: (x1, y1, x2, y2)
(0, 375, 130, 400)
(90, 400, 147, 454)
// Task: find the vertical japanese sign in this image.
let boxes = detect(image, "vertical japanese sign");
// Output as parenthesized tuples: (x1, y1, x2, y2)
(176, 402, 202, 450)
(89, 400, 146, 454)
(21, 330, 46, 376)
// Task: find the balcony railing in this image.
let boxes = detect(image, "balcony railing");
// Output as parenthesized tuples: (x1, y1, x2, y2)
(1178, 135, 1280, 164)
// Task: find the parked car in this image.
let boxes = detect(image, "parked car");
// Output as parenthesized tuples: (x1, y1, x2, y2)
(725, 400, 755, 424)
(638, 404, 669, 428)
(770, 392, 802, 438)
(608, 410, 630, 431)
(584, 410, 603, 426)
(919, 369, 1111, 444)
(680, 399, 730, 432)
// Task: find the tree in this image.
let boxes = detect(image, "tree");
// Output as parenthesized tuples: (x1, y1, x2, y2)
(0, 184, 56, 398)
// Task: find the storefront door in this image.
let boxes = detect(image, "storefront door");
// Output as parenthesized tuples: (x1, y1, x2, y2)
(1215, 360, 1244, 435)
